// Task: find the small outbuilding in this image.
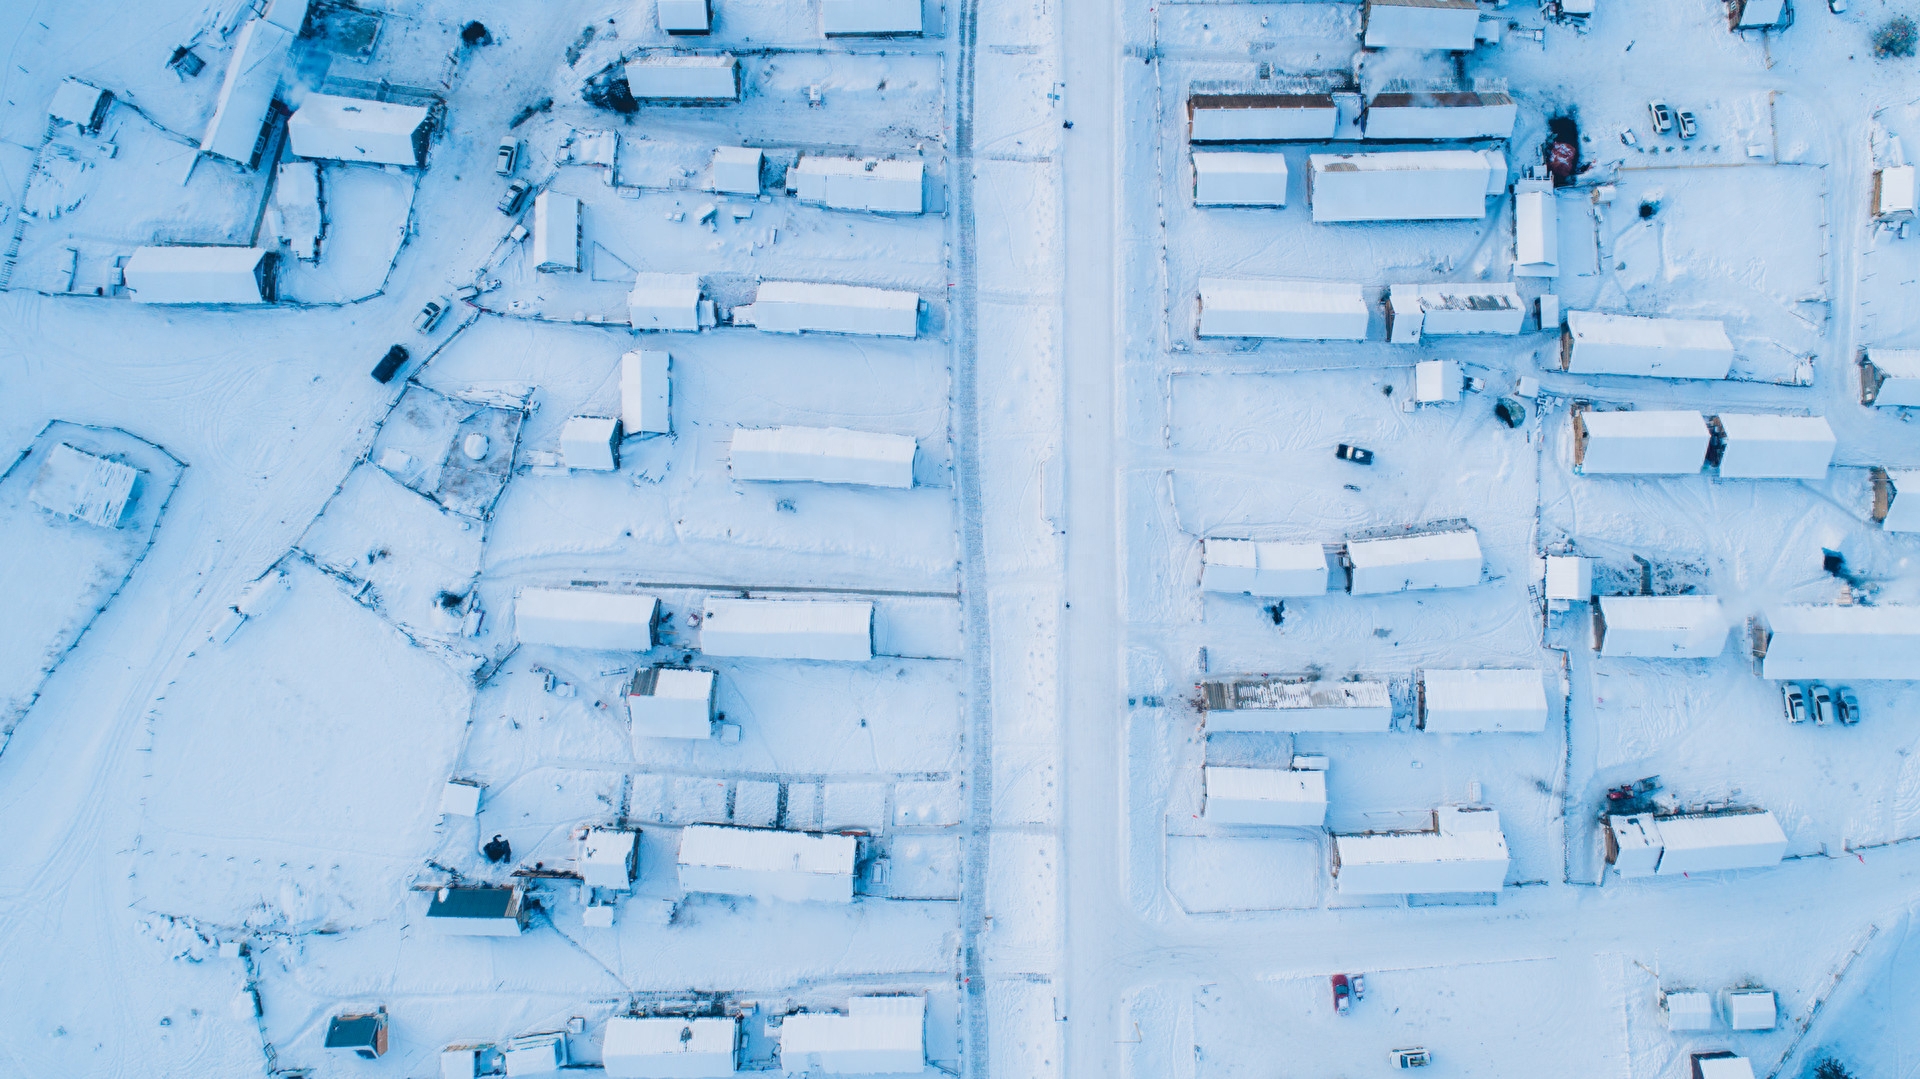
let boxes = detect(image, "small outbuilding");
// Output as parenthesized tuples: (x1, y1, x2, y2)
(1726, 990, 1776, 1031)
(200, 18, 293, 168)
(659, 0, 713, 34)
(441, 780, 482, 817)
(822, 0, 923, 35)
(1753, 605, 1920, 680)
(1710, 414, 1835, 480)
(676, 824, 858, 903)
(1200, 677, 1393, 733)
(778, 996, 926, 1075)
(1514, 179, 1558, 277)
(49, 79, 111, 132)
(29, 442, 140, 528)
(1362, 91, 1515, 140)
(1203, 766, 1328, 826)
(1665, 991, 1714, 1033)
(1417, 669, 1549, 733)
(1186, 93, 1340, 142)
(603, 1016, 738, 1078)
(620, 349, 672, 435)
(1362, 0, 1483, 50)
(426, 884, 528, 936)
(1385, 282, 1524, 343)
(1306, 149, 1501, 222)
(513, 587, 659, 651)
(624, 54, 740, 102)
(1874, 165, 1916, 218)
(1199, 538, 1332, 597)
(1561, 311, 1735, 379)
(531, 191, 582, 273)
(699, 596, 874, 661)
(124, 245, 275, 304)
(1196, 278, 1368, 340)
(1192, 152, 1288, 207)
(560, 416, 621, 471)
(579, 827, 641, 890)
(709, 146, 763, 194)
(503, 1033, 568, 1077)
(1873, 468, 1920, 532)
(287, 94, 431, 167)
(1545, 555, 1593, 607)
(786, 156, 925, 213)
(1692, 1053, 1756, 1079)
(629, 272, 703, 331)
(628, 666, 717, 740)
(1860, 348, 1920, 407)
(1345, 529, 1483, 594)
(1413, 359, 1460, 403)
(1595, 596, 1729, 658)
(1571, 410, 1709, 476)
(1332, 806, 1510, 895)
(326, 1010, 390, 1059)
(1732, 0, 1789, 29)
(274, 161, 322, 260)
(735, 281, 919, 337)
(729, 426, 916, 488)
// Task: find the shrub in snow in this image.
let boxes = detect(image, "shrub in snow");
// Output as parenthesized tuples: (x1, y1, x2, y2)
(1812, 1059, 1856, 1079)
(1875, 16, 1917, 59)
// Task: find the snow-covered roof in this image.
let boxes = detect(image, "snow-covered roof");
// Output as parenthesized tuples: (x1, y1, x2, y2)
(124, 245, 271, 305)
(659, 0, 712, 33)
(1597, 596, 1729, 658)
(201, 19, 292, 166)
(1735, 0, 1789, 28)
(1695, 1057, 1756, 1079)
(1307, 150, 1497, 222)
(1545, 555, 1592, 601)
(1202, 678, 1393, 733)
(579, 827, 639, 890)
(729, 426, 916, 488)
(502, 1036, 563, 1077)
(1333, 807, 1510, 894)
(779, 997, 926, 1074)
(822, 0, 923, 35)
(286, 94, 429, 166)
(628, 667, 715, 740)
(1414, 360, 1459, 401)
(737, 281, 919, 337)
(1346, 529, 1482, 594)
(629, 272, 702, 331)
(274, 161, 321, 260)
(1362, 91, 1515, 140)
(1200, 539, 1331, 597)
(1387, 282, 1523, 341)
(624, 54, 739, 101)
(1714, 414, 1835, 480)
(1573, 410, 1709, 475)
(621, 350, 671, 435)
(441, 780, 481, 817)
(1363, 0, 1482, 50)
(603, 1016, 738, 1079)
(787, 156, 925, 213)
(1203, 766, 1328, 826)
(699, 597, 874, 661)
(30, 443, 139, 528)
(1196, 278, 1368, 340)
(1192, 152, 1289, 207)
(1514, 183, 1557, 276)
(514, 587, 658, 651)
(677, 825, 858, 903)
(263, 0, 309, 32)
(1880, 469, 1920, 532)
(1607, 813, 1664, 877)
(1187, 94, 1340, 142)
(710, 146, 762, 195)
(1653, 811, 1788, 875)
(1562, 311, 1735, 379)
(49, 78, 108, 129)
(1758, 605, 1920, 680)
(1727, 990, 1776, 1031)
(1418, 669, 1549, 733)
(1665, 991, 1714, 1032)
(561, 415, 620, 471)
(532, 192, 581, 272)
(1876, 165, 1917, 216)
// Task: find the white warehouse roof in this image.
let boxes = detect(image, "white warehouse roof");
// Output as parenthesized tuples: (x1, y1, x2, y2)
(1876, 165, 1917, 216)
(710, 146, 762, 195)
(514, 587, 658, 651)
(532, 191, 581, 273)
(628, 667, 715, 740)
(561, 415, 620, 471)
(1203, 766, 1328, 826)
(1666, 991, 1714, 1032)
(699, 596, 873, 661)
(1363, 0, 1482, 50)
(822, 0, 923, 35)
(1362, 91, 1516, 140)
(629, 272, 702, 331)
(1514, 182, 1558, 277)
(1597, 596, 1729, 659)
(1192, 152, 1289, 207)
(1202, 678, 1393, 733)
(1307, 150, 1499, 222)
(200, 19, 292, 166)
(1346, 529, 1482, 594)
(1187, 93, 1340, 142)
(1419, 669, 1549, 733)
(1386, 282, 1523, 342)
(287, 94, 429, 166)
(1573, 410, 1709, 476)
(677, 825, 857, 903)
(1759, 605, 1920, 680)
(1714, 414, 1835, 480)
(1653, 811, 1789, 876)
(124, 245, 271, 305)
(1333, 807, 1510, 895)
(779, 996, 926, 1075)
(621, 349, 672, 435)
(1562, 311, 1735, 379)
(738, 281, 919, 337)
(1197, 278, 1368, 340)
(603, 1016, 738, 1078)
(1697, 1057, 1757, 1079)
(1727, 990, 1777, 1031)
(1865, 349, 1920, 407)
(787, 156, 925, 214)
(624, 54, 739, 101)
(729, 426, 916, 488)
(1200, 538, 1331, 597)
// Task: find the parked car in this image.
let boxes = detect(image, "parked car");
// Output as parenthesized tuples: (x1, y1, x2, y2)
(496, 137, 520, 176)
(1649, 101, 1675, 135)
(414, 297, 448, 334)
(1677, 111, 1699, 140)
(1828, 0, 1847, 12)
(1620, 128, 1640, 148)
(1837, 687, 1861, 725)
(1331, 974, 1352, 1015)
(1782, 683, 1808, 724)
(497, 178, 532, 215)
(371, 344, 409, 384)
(1811, 684, 1836, 726)
(1391, 1048, 1433, 1069)
(1336, 443, 1375, 465)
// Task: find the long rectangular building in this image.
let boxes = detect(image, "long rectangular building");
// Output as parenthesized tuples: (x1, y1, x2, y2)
(729, 425, 916, 488)
(1196, 278, 1368, 340)
(1362, 91, 1515, 140)
(1306, 150, 1501, 222)
(1201, 677, 1393, 733)
(1333, 807, 1510, 895)
(677, 825, 857, 903)
(1756, 605, 1920, 680)
(1187, 93, 1340, 142)
(1561, 311, 1735, 379)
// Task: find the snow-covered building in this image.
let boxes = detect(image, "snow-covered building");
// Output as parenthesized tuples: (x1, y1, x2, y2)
(1733, 0, 1790, 29)
(531, 192, 582, 273)
(1753, 605, 1920, 680)
(629, 272, 703, 331)
(1200, 538, 1332, 596)
(49, 78, 110, 132)
(1385, 282, 1524, 343)
(1514, 179, 1558, 277)
(1345, 528, 1483, 594)
(1605, 810, 1788, 878)
(426, 885, 527, 936)
(441, 780, 482, 817)
(786, 156, 925, 213)
(30, 443, 140, 528)
(1332, 806, 1510, 895)
(1202, 766, 1328, 826)
(1306, 150, 1501, 222)
(1571, 410, 1710, 476)
(1874, 165, 1916, 218)
(1417, 669, 1549, 733)
(1195, 278, 1368, 340)
(561, 416, 620, 471)
(513, 587, 659, 651)
(822, 0, 923, 35)
(1200, 677, 1393, 733)
(124, 245, 275, 305)
(699, 597, 874, 661)
(620, 350, 671, 435)
(1186, 93, 1340, 142)
(603, 1017, 738, 1079)
(1727, 990, 1776, 1031)
(1545, 555, 1592, 607)
(503, 1034, 567, 1077)
(778, 996, 926, 1075)
(1595, 596, 1729, 659)
(1666, 991, 1715, 1032)
(659, 0, 713, 34)
(1362, 0, 1482, 49)
(1710, 414, 1835, 480)
(625, 54, 740, 101)
(1414, 359, 1460, 403)
(1873, 468, 1920, 532)
(676, 825, 858, 903)
(579, 827, 640, 890)
(729, 426, 916, 488)
(628, 667, 716, 740)
(264, 0, 310, 32)
(1860, 349, 1920, 407)
(736, 281, 919, 336)
(710, 146, 762, 194)
(1192, 152, 1289, 207)
(1693, 1054, 1757, 1079)
(1561, 311, 1736, 379)
(274, 161, 322, 260)
(1362, 91, 1515, 140)
(286, 94, 430, 167)
(200, 18, 292, 168)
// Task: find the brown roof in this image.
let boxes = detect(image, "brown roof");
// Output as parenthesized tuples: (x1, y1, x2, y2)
(1189, 93, 1339, 113)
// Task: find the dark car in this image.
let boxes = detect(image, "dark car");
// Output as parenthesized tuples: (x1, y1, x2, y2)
(371, 344, 409, 384)
(1677, 111, 1699, 140)
(1336, 443, 1375, 465)
(497, 178, 532, 215)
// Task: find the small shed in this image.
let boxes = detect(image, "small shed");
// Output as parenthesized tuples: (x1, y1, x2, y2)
(1665, 991, 1714, 1032)
(604, 1016, 738, 1078)
(287, 94, 431, 167)
(1332, 806, 1510, 895)
(441, 780, 482, 817)
(1605, 813, 1665, 877)
(1754, 604, 1920, 680)
(579, 827, 640, 890)
(779, 996, 926, 1075)
(1417, 669, 1549, 733)
(1693, 1054, 1756, 1079)
(1414, 359, 1460, 402)
(1199, 538, 1332, 597)
(1874, 165, 1916, 217)
(1860, 349, 1920, 407)
(1200, 677, 1393, 733)
(1514, 180, 1558, 277)
(513, 587, 659, 651)
(1595, 596, 1729, 658)
(531, 191, 582, 273)
(621, 350, 671, 435)
(440, 1045, 488, 1079)
(629, 272, 703, 331)
(822, 0, 924, 35)
(1561, 311, 1735, 379)
(1545, 554, 1593, 607)
(1306, 150, 1499, 222)
(699, 596, 874, 661)
(561, 416, 621, 471)
(1363, 0, 1482, 49)
(729, 426, 916, 488)
(628, 666, 716, 740)
(736, 281, 919, 337)
(200, 18, 293, 168)
(624, 54, 740, 102)
(49, 79, 110, 132)
(124, 245, 274, 304)
(1873, 468, 1920, 532)
(1202, 766, 1328, 826)
(1362, 91, 1515, 140)
(1196, 278, 1368, 340)
(503, 1034, 567, 1077)
(1654, 810, 1789, 876)
(426, 885, 527, 936)
(1711, 414, 1835, 480)
(1572, 410, 1710, 476)
(1733, 0, 1789, 28)
(1186, 94, 1340, 142)
(1192, 152, 1288, 207)
(1345, 529, 1483, 594)
(326, 1010, 389, 1059)
(787, 156, 925, 213)
(677, 824, 858, 903)
(659, 0, 713, 34)
(1385, 282, 1523, 343)
(29, 443, 139, 528)
(709, 146, 762, 194)
(1726, 990, 1776, 1031)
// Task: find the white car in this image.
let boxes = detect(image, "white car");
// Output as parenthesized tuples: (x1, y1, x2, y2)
(415, 297, 449, 333)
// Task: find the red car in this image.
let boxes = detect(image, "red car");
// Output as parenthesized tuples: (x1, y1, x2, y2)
(1332, 974, 1352, 1015)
